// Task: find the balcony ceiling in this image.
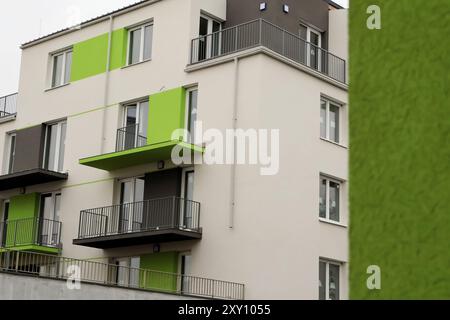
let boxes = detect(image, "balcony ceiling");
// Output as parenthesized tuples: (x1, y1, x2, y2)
(0, 169, 68, 191)
(79, 140, 204, 171)
(73, 228, 202, 249)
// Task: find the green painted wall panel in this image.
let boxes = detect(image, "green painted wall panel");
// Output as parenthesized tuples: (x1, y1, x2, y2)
(140, 252, 179, 292)
(71, 33, 109, 82)
(6, 193, 40, 247)
(110, 28, 129, 71)
(349, 0, 450, 299)
(148, 88, 186, 145)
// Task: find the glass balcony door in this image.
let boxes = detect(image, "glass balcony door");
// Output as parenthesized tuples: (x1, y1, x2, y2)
(198, 15, 222, 61)
(121, 101, 149, 151)
(180, 169, 195, 229)
(119, 177, 145, 233)
(0, 200, 9, 247)
(39, 193, 61, 246)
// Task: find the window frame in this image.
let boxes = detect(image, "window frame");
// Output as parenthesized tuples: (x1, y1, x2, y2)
(184, 87, 198, 144)
(126, 22, 154, 66)
(42, 120, 67, 172)
(319, 175, 342, 223)
(320, 98, 342, 144)
(5, 132, 16, 174)
(319, 260, 341, 300)
(50, 48, 72, 88)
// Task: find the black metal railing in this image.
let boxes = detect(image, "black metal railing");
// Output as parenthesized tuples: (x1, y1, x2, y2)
(0, 249, 244, 299)
(77, 197, 201, 239)
(190, 19, 346, 84)
(0, 93, 18, 118)
(0, 217, 62, 248)
(116, 124, 147, 152)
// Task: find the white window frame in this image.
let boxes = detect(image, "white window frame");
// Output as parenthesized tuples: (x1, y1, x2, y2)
(127, 22, 153, 65)
(199, 14, 223, 59)
(51, 48, 72, 88)
(180, 167, 195, 229)
(178, 252, 192, 293)
(184, 87, 198, 144)
(42, 120, 67, 172)
(319, 260, 341, 300)
(39, 192, 61, 246)
(4, 132, 16, 174)
(319, 175, 342, 223)
(122, 99, 149, 149)
(320, 98, 342, 144)
(300, 24, 322, 71)
(118, 176, 145, 233)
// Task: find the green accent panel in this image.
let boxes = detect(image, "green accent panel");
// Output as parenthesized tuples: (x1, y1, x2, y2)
(79, 140, 204, 171)
(140, 252, 179, 292)
(350, 1, 450, 299)
(8, 193, 39, 220)
(0, 245, 59, 255)
(110, 28, 129, 70)
(148, 88, 187, 145)
(71, 33, 109, 82)
(5, 194, 40, 248)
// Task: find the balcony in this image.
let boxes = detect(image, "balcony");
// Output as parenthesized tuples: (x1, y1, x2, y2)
(73, 197, 202, 249)
(0, 249, 244, 299)
(0, 168, 68, 191)
(80, 124, 204, 171)
(190, 19, 346, 84)
(0, 218, 62, 254)
(0, 93, 17, 121)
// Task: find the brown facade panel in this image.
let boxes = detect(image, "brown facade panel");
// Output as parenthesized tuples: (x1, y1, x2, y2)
(13, 125, 45, 172)
(225, 0, 330, 34)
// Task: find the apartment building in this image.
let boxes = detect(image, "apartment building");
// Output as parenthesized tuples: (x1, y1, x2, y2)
(0, 0, 348, 300)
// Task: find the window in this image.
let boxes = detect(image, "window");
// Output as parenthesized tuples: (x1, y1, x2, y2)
(39, 192, 61, 246)
(5, 133, 16, 174)
(185, 88, 198, 143)
(111, 256, 140, 287)
(319, 176, 341, 222)
(43, 121, 67, 172)
(128, 23, 153, 65)
(1, 200, 9, 247)
(320, 98, 341, 143)
(119, 100, 148, 151)
(198, 15, 222, 60)
(119, 177, 145, 233)
(180, 253, 192, 293)
(300, 24, 322, 70)
(51, 49, 72, 88)
(181, 168, 195, 229)
(319, 260, 340, 300)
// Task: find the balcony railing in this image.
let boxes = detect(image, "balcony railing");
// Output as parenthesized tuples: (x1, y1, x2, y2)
(190, 19, 346, 84)
(77, 197, 201, 240)
(0, 249, 245, 299)
(0, 218, 62, 249)
(0, 93, 18, 118)
(116, 124, 147, 152)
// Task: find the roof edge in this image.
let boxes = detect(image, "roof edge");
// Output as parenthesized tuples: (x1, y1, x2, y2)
(325, 0, 344, 9)
(21, 0, 162, 49)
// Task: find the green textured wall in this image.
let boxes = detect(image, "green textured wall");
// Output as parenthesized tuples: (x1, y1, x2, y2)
(148, 87, 186, 145)
(110, 29, 129, 71)
(5, 193, 40, 247)
(140, 252, 179, 292)
(71, 33, 108, 82)
(70, 28, 128, 82)
(349, 0, 450, 299)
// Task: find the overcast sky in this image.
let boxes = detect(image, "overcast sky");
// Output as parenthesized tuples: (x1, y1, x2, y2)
(0, 0, 349, 97)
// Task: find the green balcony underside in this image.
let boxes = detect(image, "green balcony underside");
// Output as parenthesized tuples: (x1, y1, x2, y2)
(79, 140, 204, 171)
(0, 245, 59, 255)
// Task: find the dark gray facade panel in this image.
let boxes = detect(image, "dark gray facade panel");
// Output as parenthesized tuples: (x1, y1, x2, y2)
(225, 0, 330, 34)
(144, 168, 182, 200)
(13, 125, 45, 172)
